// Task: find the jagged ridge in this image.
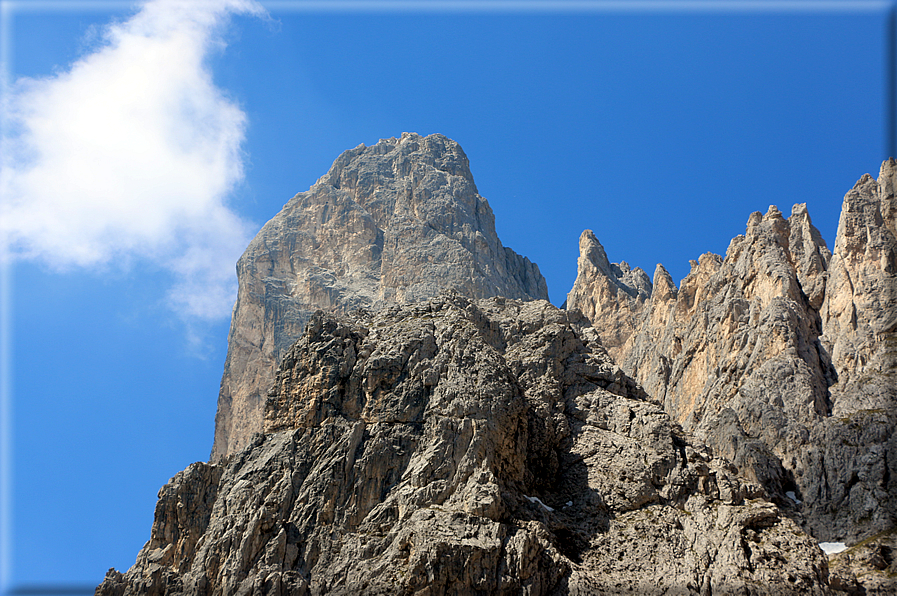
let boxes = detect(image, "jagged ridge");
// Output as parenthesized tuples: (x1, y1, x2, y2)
(97, 139, 897, 596)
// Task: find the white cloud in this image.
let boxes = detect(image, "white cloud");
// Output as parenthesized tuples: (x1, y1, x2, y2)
(0, 0, 266, 319)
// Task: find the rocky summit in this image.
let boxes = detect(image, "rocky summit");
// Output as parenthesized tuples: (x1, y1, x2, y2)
(211, 133, 547, 463)
(98, 136, 896, 595)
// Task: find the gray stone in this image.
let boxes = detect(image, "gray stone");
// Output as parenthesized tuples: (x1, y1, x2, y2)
(98, 296, 831, 596)
(827, 529, 897, 596)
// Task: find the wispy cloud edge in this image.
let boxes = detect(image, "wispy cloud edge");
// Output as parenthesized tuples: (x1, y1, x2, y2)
(0, 0, 266, 321)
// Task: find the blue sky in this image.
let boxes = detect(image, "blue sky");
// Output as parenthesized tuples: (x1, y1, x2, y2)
(0, 0, 892, 591)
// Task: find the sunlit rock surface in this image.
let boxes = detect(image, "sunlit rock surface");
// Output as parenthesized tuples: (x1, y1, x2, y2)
(98, 141, 897, 595)
(567, 161, 897, 567)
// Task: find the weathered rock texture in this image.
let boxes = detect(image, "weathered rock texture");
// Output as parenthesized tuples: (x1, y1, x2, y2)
(212, 133, 548, 462)
(566, 160, 897, 551)
(827, 529, 897, 596)
(99, 295, 832, 596)
(820, 162, 897, 413)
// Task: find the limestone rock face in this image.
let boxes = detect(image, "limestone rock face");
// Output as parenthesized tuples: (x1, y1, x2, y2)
(565, 230, 652, 365)
(97, 296, 831, 596)
(808, 160, 897, 546)
(565, 162, 897, 548)
(820, 159, 897, 413)
(211, 133, 548, 462)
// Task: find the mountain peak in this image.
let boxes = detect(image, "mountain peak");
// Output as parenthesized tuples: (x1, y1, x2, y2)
(211, 134, 547, 461)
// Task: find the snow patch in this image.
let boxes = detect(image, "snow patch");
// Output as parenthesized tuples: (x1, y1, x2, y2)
(819, 542, 847, 555)
(525, 495, 554, 512)
(786, 491, 802, 505)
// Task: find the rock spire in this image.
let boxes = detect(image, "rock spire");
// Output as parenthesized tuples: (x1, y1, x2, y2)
(566, 161, 897, 558)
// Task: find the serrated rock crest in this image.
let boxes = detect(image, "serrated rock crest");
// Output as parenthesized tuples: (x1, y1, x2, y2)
(566, 162, 897, 553)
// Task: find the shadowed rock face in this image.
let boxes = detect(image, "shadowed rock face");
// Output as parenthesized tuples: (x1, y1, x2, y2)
(566, 160, 897, 554)
(211, 133, 548, 462)
(98, 295, 831, 596)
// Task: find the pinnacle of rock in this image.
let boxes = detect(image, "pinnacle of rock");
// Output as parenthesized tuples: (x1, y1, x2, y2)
(821, 160, 897, 393)
(651, 263, 677, 302)
(210, 133, 548, 462)
(565, 229, 651, 364)
(566, 161, 897, 561)
(788, 202, 831, 309)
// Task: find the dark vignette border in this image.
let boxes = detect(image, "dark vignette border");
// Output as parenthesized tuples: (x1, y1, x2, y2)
(1, 1, 895, 595)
